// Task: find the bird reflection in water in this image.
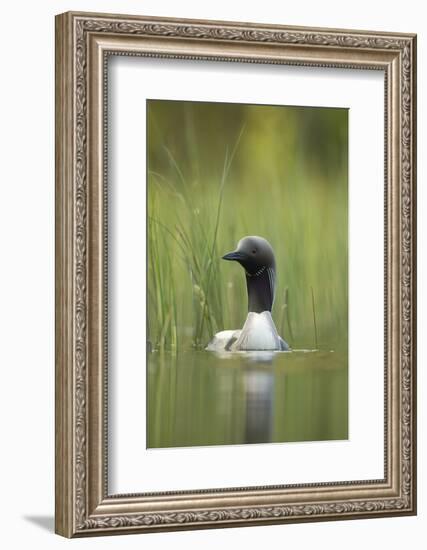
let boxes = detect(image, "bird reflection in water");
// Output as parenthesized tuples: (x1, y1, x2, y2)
(244, 354, 274, 443)
(215, 350, 278, 445)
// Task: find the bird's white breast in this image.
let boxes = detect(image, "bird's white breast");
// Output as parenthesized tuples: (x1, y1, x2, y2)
(205, 312, 283, 352)
(231, 312, 281, 351)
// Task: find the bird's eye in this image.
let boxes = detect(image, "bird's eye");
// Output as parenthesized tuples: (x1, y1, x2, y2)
(252, 249, 257, 254)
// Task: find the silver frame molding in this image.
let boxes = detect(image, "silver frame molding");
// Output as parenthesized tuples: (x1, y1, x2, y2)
(55, 11, 417, 538)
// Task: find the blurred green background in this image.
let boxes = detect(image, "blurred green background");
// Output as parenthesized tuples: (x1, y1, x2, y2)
(148, 99, 348, 352)
(147, 99, 348, 448)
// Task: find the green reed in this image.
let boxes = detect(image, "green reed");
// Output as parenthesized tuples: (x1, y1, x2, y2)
(148, 131, 242, 350)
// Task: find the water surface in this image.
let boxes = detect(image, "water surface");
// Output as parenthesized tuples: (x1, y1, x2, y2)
(147, 350, 348, 449)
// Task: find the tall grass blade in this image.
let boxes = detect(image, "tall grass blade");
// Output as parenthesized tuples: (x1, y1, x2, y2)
(311, 286, 318, 350)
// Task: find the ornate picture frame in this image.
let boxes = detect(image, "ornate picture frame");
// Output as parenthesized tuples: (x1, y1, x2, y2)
(55, 11, 417, 537)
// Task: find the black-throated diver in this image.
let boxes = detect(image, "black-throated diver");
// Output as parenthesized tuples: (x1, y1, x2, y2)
(206, 236, 289, 352)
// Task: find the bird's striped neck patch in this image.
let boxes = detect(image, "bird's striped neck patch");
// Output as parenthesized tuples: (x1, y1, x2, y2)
(245, 265, 267, 277)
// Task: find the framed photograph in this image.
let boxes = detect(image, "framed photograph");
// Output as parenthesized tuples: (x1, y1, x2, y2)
(55, 11, 417, 537)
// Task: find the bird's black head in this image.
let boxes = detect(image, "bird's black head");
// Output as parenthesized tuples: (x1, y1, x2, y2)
(222, 236, 275, 275)
(222, 236, 277, 313)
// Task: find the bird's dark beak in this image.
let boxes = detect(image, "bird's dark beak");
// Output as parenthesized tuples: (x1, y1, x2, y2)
(222, 250, 247, 262)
